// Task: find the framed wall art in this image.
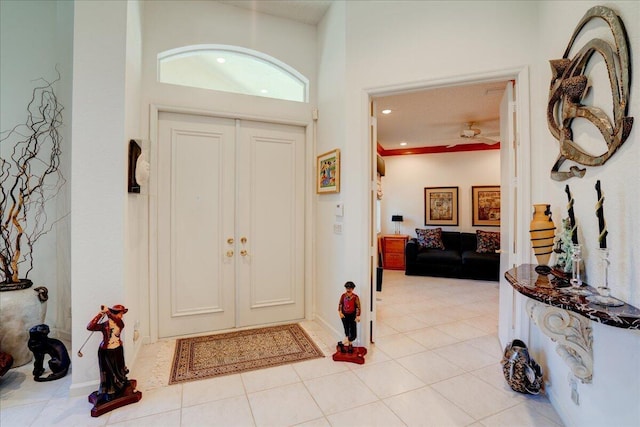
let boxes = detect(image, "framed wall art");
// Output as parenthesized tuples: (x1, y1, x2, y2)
(472, 185, 500, 227)
(317, 149, 340, 193)
(424, 187, 458, 226)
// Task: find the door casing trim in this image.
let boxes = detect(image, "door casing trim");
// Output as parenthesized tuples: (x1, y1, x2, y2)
(363, 66, 532, 345)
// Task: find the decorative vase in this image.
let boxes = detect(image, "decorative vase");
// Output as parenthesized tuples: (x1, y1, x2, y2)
(0, 281, 48, 367)
(529, 204, 556, 266)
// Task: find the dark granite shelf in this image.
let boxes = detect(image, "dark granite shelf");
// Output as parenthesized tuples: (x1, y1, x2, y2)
(505, 264, 640, 330)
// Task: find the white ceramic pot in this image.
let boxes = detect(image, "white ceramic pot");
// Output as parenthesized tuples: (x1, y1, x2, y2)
(0, 285, 47, 367)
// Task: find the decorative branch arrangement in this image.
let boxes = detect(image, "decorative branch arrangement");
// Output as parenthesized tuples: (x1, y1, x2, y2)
(552, 185, 579, 274)
(1, 74, 65, 288)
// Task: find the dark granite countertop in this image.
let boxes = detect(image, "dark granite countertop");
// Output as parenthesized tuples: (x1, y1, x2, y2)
(505, 264, 640, 330)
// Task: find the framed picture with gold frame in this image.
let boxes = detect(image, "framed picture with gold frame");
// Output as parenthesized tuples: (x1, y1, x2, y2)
(472, 185, 500, 226)
(424, 187, 458, 226)
(317, 149, 340, 193)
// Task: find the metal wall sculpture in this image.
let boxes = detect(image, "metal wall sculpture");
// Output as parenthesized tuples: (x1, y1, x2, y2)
(547, 6, 634, 181)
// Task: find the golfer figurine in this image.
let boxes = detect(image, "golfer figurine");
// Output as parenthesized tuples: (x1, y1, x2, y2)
(87, 304, 142, 417)
(338, 281, 361, 353)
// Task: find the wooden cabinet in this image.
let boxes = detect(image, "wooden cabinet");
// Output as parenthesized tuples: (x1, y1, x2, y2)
(382, 235, 409, 270)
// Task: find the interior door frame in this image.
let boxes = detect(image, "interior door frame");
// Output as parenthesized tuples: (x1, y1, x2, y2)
(365, 67, 532, 342)
(148, 104, 314, 343)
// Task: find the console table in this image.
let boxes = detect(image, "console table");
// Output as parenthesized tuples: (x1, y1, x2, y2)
(504, 264, 640, 383)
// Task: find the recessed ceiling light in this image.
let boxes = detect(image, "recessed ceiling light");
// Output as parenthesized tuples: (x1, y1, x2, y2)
(216, 57, 226, 63)
(260, 89, 268, 94)
(400, 142, 407, 146)
(382, 109, 392, 115)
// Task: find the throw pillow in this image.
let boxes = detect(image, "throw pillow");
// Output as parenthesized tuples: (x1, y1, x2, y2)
(415, 228, 445, 250)
(477, 230, 500, 253)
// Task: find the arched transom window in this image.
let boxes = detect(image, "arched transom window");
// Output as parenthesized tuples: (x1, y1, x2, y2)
(158, 45, 308, 102)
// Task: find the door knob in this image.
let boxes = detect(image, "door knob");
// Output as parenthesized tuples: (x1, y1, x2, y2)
(226, 250, 234, 257)
(241, 237, 247, 244)
(240, 250, 248, 256)
(227, 238, 234, 244)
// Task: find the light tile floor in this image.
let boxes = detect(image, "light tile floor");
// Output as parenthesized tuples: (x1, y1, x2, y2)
(0, 271, 564, 426)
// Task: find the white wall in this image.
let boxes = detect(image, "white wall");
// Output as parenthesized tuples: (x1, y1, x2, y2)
(0, 0, 73, 338)
(314, 0, 539, 347)
(70, 0, 133, 393)
(25, 0, 635, 421)
(68, 0, 145, 394)
(529, 2, 640, 425)
(533, 1, 639, 306)
(315, 2, 348, 339)
(380, 150, 501, 236)
(124, 0, 145, 360)
(141, 1, 317, 118)
(317, 1, 639, 426)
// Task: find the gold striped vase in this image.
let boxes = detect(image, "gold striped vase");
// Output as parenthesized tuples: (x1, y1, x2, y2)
(529, 204, 556, 266)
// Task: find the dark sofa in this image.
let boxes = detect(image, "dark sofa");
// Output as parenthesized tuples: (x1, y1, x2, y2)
(405, 231, 499, 281)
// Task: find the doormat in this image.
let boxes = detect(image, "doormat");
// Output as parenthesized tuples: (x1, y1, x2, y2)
(169, 323, 324, 384)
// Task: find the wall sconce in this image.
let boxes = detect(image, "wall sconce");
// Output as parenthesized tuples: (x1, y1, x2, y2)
(391, 215, 403, 234)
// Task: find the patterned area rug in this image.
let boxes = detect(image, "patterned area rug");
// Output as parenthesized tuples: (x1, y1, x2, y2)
(169, 323, 324, 384)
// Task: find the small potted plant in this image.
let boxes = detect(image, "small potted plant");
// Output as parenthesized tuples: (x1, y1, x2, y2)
(0, 75, 65, 366)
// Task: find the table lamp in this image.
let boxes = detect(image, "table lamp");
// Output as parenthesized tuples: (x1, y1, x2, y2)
(392, 215, 403, 234)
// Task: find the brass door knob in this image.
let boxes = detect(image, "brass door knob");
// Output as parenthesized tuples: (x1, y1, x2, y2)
(240, 250, 248, 256)
(226, 250, 234, 257)
(227, 238, 234, 244)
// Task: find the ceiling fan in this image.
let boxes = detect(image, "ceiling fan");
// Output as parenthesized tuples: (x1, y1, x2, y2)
(449, 122, 500, 147)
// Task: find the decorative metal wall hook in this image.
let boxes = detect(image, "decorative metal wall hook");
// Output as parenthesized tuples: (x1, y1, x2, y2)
(547, 6, 634, 181)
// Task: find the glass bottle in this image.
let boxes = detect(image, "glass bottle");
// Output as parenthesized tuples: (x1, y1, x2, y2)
(597, 248, 610, 297)
(588, 247, 624, 306)
(570, 244, 582, 288)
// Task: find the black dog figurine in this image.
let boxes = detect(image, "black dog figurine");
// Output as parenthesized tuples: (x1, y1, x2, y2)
(27, 324, 71, 382)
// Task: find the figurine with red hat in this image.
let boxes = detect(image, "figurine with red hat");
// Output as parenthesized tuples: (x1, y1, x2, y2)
(86, 304, 141, 417)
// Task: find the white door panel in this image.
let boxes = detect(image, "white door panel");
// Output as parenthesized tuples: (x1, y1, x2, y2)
(236, 121, 305, 327)
(158, 114, 236, 338)
(157, 114, 305, 337)
(498, 82, 517, 348)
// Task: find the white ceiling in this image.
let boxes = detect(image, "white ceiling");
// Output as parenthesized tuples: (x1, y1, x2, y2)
(217, 1, 509, 151)
(218, 0, 332, 25)
(375, 81, 509, 150)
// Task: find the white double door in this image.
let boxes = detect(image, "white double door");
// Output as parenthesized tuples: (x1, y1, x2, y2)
(157, 112, 305, 338)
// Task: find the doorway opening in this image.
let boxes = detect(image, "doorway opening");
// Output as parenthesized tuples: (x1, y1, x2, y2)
(366, 68, 531, 345)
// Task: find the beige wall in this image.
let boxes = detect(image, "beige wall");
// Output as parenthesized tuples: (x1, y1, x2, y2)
(380, 150, 501, 236)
